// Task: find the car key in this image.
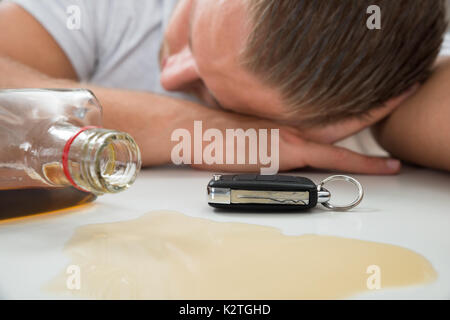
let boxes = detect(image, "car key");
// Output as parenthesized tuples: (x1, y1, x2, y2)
(207, 174, 364, 212)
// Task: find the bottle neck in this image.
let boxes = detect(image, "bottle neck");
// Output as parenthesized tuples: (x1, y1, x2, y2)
(43, 124, 141, 195)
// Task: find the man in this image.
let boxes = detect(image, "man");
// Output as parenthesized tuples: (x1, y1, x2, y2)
(0, 0, 448, 173)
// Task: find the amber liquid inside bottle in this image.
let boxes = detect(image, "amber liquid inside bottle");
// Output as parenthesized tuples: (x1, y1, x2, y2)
(0, 89, 141, 221)
(0, 187, 97, 221)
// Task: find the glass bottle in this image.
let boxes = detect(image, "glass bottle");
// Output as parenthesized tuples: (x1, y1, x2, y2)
(0, 89, 141, 220)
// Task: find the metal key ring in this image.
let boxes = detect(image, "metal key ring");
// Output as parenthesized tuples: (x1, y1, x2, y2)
(318, 175, 364, 211)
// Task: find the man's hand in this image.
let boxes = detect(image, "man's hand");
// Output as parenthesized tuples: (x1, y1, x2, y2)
(191, 111, 401, 175)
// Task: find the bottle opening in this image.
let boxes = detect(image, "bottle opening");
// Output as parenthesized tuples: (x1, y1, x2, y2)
(98, 137, 141, 191)
(67, 128, 142, 195)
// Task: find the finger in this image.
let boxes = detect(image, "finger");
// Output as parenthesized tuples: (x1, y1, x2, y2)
(300, 84, 420, 144)
(302, 141, 401, 175)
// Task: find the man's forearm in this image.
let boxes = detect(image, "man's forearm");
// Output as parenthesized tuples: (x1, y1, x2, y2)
(89, 88, 226, 166)
(0, 54, 222, 166)
(373, 58, 450, 172)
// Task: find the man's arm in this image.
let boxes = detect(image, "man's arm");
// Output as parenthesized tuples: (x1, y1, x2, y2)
(0, 53, 228, 166)
(0, 2, 78, 80)
(373, 57, 450, 172)
(2, 53, 403, 174)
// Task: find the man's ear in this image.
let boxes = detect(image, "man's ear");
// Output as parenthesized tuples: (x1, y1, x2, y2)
(383, 83, 420, 110)
(298, 83, 420, 144)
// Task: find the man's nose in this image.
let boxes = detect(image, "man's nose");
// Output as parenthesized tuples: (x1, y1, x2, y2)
(160, 47, 200, 91)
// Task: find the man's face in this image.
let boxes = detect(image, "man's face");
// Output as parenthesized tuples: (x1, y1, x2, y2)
(160, 0, 286, 120)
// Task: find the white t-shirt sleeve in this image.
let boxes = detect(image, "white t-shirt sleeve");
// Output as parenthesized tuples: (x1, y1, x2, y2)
(9, 0, 98, 81)
(440, 33, 450, 56)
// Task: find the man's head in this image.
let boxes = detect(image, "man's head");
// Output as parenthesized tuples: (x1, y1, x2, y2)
(160, 0, 447, 126)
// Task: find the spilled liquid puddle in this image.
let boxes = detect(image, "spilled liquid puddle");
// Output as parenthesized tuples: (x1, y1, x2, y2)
(46, 211, 436, 299)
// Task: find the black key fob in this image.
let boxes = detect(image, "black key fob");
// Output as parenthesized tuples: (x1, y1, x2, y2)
(207, 174, 364, 212)
(207, 174, 319, 211)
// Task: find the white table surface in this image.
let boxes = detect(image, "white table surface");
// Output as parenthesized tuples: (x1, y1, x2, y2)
(0, 132, 449, 300)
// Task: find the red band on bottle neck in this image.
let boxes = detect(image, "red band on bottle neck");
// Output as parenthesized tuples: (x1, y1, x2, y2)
(62, 126, 100, 193)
